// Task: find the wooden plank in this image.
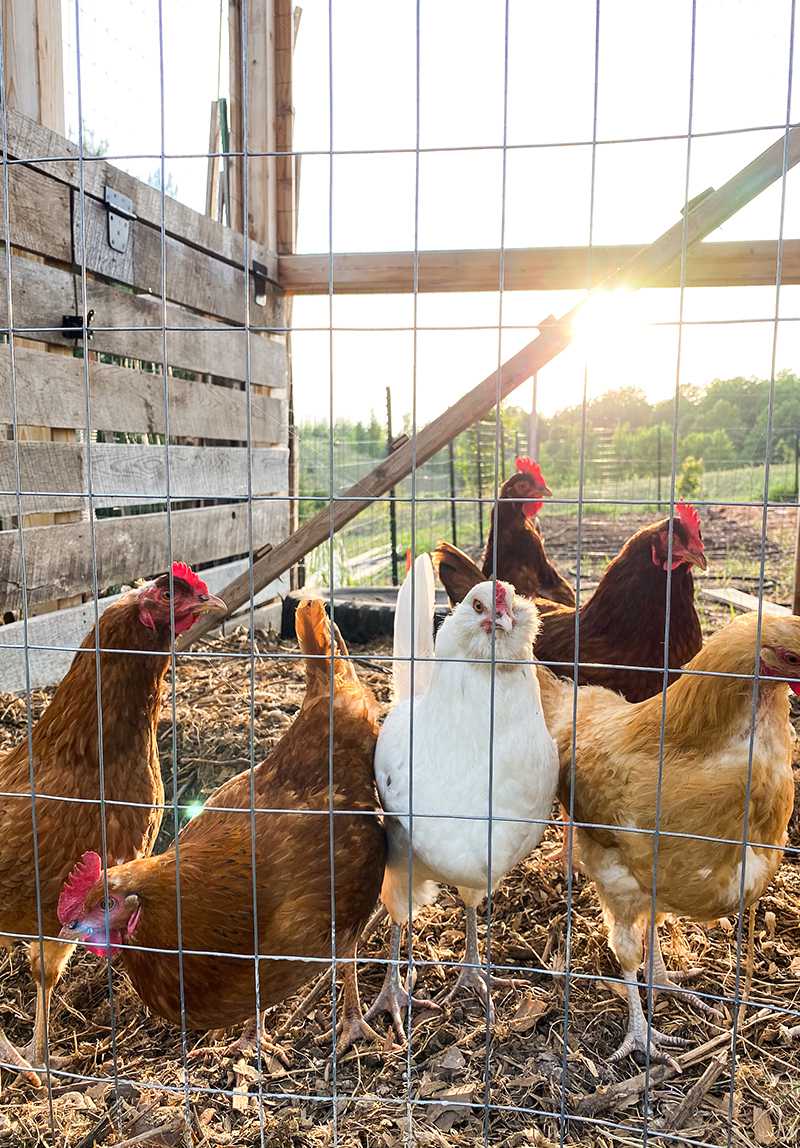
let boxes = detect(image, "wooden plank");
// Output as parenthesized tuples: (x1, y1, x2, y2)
(0, 556, 290, 694)
(3, 255, 288, 392)
(34, 0, 64, 134)
(2, 0, 40, 122)
(228, 0, 244, 236)
(246, 0, 277, 254)
(0, 164, 71, 262)
(279, 239, 800, 295)
(0, 345, 287, 441)
(0, 498, 289, 613)
(274, 0, 295, 255)
(181, 128, 800, 646)
(0, 442, 289, 515)
(71, 189, 280, 327)
(4, 107, 278, 280)
(701, 586, 791, 617)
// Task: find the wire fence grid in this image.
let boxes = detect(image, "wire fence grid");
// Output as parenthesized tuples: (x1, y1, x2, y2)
(0, 2, 798, 1147)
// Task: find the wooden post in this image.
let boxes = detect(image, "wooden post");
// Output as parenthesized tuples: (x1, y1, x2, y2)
(274, 0, 295, 256)
(2, 0, 81, 613)
(448, 439, 458, 547)
(386, 386, 398, 587)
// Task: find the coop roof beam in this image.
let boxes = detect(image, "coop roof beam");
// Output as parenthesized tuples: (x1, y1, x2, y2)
(180, 124, 800, 647)
(278, 239, 800, 294)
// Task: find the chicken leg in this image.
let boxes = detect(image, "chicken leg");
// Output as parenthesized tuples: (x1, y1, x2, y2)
(25, 939, 75, 1068)
(333, 960, 382, 1055)
(646, 927, 724, 1020)
(607, 919, 688, 1069)
(442, 904, 525, 1022)
(364, 923, 441, 1043)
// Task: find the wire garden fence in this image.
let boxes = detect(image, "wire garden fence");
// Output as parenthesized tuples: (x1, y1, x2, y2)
(0, 2, 799, 1148)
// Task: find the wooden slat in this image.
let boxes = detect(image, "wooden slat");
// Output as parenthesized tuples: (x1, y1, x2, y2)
(0, 442, 289, 515)
(0, 163, 71, 261)
(700, 586, 791, 617)
(0, 556, 290, 694)
(279, 239, 800, 294)
(0, 345, 287, 440)
(0, 499, 289, 613)
(71, 189, 280, 328)
(3, 255, 288, 391)
(182, 127, 800, 647)
(4, 106, 278, 280)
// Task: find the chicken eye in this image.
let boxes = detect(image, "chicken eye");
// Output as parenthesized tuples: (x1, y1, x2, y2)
(101, 898, 116, 911)
(785, 652, 800, 666)
(472, 599, 484, 613)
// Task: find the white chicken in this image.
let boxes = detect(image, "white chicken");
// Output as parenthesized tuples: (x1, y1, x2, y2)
(368, 554, 558, 1034)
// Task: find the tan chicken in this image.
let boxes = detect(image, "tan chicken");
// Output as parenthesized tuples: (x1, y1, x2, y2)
(538, 612, 799, 1065)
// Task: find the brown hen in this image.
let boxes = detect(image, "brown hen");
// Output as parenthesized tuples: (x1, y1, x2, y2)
(0, 564, 225, 1077)
(436, 457, 575, 608)
(58, 598, 386, 1064)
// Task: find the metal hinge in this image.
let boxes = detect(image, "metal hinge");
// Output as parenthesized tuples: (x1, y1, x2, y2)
(104, 186, 136, 253)
(61, 309, 95, 341)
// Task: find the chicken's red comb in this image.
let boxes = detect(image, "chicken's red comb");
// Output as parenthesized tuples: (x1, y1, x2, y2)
(676, 501, 702, 542)
(495, 582, 509, 612)
(58, 851, 102, 925)
(170, 561, 209, 596)
(515, 456, 546, 485)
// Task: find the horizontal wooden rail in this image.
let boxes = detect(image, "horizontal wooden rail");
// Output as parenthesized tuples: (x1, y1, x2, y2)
(279, 239, 800, 295)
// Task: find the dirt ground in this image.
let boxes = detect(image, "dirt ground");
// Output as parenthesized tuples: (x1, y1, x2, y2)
(1, 507, 799, 1147)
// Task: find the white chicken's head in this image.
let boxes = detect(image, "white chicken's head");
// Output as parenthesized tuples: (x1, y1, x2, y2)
(441, 579, 540, 663)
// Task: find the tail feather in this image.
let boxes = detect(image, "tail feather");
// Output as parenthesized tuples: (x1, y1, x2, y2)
(432, 540, 483, 607)
(296, 598, 359, 698)
(393, 553, 436, 702)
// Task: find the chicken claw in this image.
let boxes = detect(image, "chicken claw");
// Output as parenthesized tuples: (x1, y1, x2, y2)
(189, 1016, 291, 1072)
(0, 1028, 42, 1089)
(363, 924, 441, 1044)
(608, 1024, 688, 1074)
(439, 907, 526, 1023)
(647, 932, 726, 1020)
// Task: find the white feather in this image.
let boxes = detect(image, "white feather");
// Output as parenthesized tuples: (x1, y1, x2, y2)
(375, 579, 559, 926)
(392, 552, 436, 703)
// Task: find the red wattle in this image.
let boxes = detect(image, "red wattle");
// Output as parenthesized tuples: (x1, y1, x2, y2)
(523, 501, 543, 519)
(790, 681, 800, 696)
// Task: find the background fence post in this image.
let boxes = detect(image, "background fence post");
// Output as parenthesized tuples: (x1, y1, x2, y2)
(657, 424, 663, 509)
(386, 386, 399, 586)
(448, 438, 458, 547)
(476, 423, 484, 547)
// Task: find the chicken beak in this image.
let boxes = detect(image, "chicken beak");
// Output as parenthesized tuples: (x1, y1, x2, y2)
(495, 612, 513, 633)
(196, 593, 227, 617)
(688, 548, 707, 571)
(58, 922, 83, 943)
(538, 481, 553, 497)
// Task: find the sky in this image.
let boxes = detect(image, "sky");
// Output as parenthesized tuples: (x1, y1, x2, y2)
(61, 0, 800, 426)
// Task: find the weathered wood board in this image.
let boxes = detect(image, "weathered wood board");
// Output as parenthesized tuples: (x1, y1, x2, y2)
(0, 498, 290, 612)
(0, 442, 289, 515)
(700, 586, 791, 617)
(3, 255, 287, 391)
(0, 555, 289, 694)
(0, 345, 287, 440)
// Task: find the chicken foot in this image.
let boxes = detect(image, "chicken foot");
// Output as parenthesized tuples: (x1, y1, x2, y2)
(609, 969, 690, 1072)
(332, 961, 383, 1056)
(0, 1028, 42, 1088)
(363, 923, 441, 1043)
(189, 1013, 291, 1074)
(441, 906, 526, 1023)
(645, 929, 724, 1020)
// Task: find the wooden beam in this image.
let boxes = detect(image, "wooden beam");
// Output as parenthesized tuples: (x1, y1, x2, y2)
(278, 239, 800, 295)
(274, 0, 295, 255)
(2, 0, 63, 131)
(179, 124, 800, 647)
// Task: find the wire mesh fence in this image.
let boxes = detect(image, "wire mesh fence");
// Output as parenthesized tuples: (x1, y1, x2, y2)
(0, 2, 799, 1148)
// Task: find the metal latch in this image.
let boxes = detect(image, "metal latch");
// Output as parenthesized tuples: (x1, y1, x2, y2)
(104, 186, 136, 253)
(61, 309, 95, 341)
(252, 260, 269, 307)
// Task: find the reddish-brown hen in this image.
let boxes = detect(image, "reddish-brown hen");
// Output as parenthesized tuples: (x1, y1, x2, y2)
(436, 457, 575, 608)
(58, 599, 386, 1064)
(0, 564, 225, 1077)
